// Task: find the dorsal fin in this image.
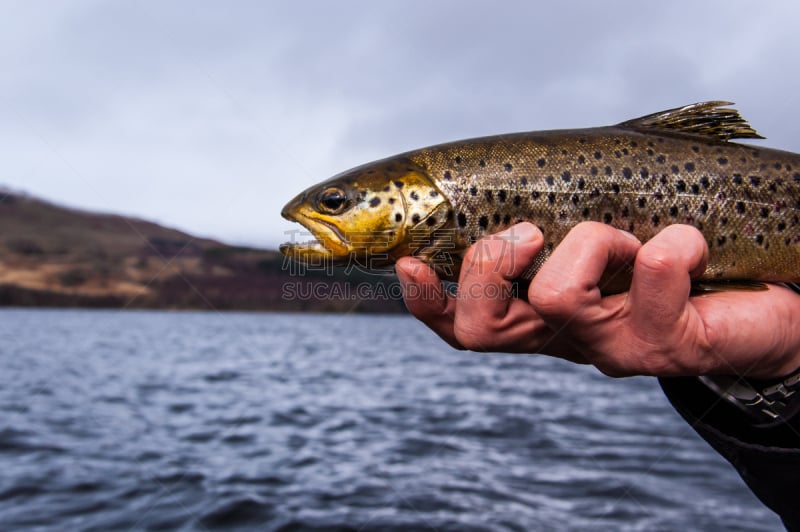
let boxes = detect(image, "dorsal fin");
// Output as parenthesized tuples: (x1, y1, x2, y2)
(619, 101, 764, 142)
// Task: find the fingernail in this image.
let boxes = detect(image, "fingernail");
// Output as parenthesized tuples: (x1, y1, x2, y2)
(496, 222, 540, 243)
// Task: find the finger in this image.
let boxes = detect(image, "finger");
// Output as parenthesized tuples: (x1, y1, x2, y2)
(453, 223, 553, 352)
(628, 225, 708, 331)
(529, 222, 642, 325)
(396, 256, 461, 349)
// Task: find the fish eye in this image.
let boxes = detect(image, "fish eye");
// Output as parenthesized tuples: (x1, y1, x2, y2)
(318, 187, 348, 214)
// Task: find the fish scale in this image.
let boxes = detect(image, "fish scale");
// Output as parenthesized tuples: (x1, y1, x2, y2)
(281, 102, 800, 287)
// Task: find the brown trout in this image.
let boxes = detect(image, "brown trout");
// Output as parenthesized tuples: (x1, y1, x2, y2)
(280, 102, 800, 287)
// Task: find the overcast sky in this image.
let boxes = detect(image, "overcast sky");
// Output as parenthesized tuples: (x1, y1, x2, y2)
(3, 1, 800, 248)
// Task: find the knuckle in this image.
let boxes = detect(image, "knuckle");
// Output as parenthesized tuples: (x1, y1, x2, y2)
(529, 279, 592, 320)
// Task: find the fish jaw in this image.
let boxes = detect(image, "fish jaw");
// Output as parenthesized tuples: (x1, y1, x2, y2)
(280, 200, 352, 265)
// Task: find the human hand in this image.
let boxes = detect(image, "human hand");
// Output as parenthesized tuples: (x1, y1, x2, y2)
(396, 222, 800, 379)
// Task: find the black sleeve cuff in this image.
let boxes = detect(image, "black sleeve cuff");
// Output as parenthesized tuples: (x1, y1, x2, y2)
(660, 377, 800, 530)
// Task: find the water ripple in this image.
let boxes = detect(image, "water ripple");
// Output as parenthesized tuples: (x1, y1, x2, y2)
(0, 310, 782, 531)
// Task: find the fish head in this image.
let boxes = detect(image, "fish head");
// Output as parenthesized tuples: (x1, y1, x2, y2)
(280, 158, 451, 268)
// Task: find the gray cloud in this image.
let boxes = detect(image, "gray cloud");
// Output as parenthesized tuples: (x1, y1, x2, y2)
(2, 1, 800, 247)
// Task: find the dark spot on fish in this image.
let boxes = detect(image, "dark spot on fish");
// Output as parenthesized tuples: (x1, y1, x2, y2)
(469, 186, 477, 196)
(370, 197, 381, 207)
(774, 162, 783, 170)
(647, 149, 654, 156)
(778, 221, 787, 232)
(656, 155, 666, 163)
(455, 155, 462, 164)
(750, 176, 761, 186)
(700, 201, 708, 214)
(561, 171, 571, 183)
(590, 166, 598, 176)
(717, 157, 728, 165)
(691, 146, 699, 153)
(571, 194, 580, 205)
(443, 171, 452, 180)
(760, 207, 769, 218)
(394, 181, 404, 189)
(640, 167, 649, 179)
(717, 236, 726, 246)
(594, 151, 602, 160)
(383, 185, 390, 192)
(547, 192, 556, 204)
(654, 192, 664, 201)
(410, 191, 419, 201)
(669, 206, 678, 217)
(622, 148, 629, 156)
(769, 182, 778, 192)
(493, 213, 501, 224)
(457, 213, 467, 227)
(621, 206, 629, 218)
(498, 190, 507, 202)
(577, 178, 585, 190)
(520, 176, 528, 186)
(590, 188, 600, 198)
(577, 155, 585, 164)
(630, 141, 638, 148)
(395, 213, 402, 222)
(429, 189, 439, 197)
(685, 162, 695, 172)
(581, 207, 590, 218)
(752, 150, 761, 158)
(485, 190, 493, 203)
(479, 160, 486, 168)
(611, 183, 620, 194)
(671, 165, 680, 174)
(732, 174, 743, 185)
(604, 166, 612, 176)
(735, 201, 746, 214)
(699, 176, 710, 189)
(720, 216, 728, 226)
(614, 151, 622, 158)
(794, 172, 800, 182)
(603, 212, 613, 224)
(446, 209, 453, 220)
(504, 163, 513, 172)
(675, 180, 686, 192)
(478, 216, 489, 229)
(731, 233, 737, 242)
(651, 214, 660, 226)
(690, 184, 700, 194)
(389, 198, 396, 204)
(623, 167, 633, 179)
(545, 176, 554, 186)
(426, 217, 437, 227)
(637, 197, 646, 208)
(412, 213, 421, 224)
(513, 195, 521, 206)
(532, 191, 540, 200)
(756, 234, 764, 245)
(503, 214, 511, 225)
(537, 158, 546, 167)
(660, 175, 667, 185)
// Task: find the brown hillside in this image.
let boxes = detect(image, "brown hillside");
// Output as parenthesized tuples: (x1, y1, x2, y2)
(0, 190, 405, 312)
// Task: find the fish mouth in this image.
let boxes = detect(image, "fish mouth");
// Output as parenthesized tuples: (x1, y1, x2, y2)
(280, 208, 351, 263)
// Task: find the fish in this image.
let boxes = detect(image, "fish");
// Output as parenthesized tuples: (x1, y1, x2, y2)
(280, 102, 800, 290)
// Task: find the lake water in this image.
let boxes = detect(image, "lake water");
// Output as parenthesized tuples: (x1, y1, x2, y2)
(0, 309, 781, 531)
